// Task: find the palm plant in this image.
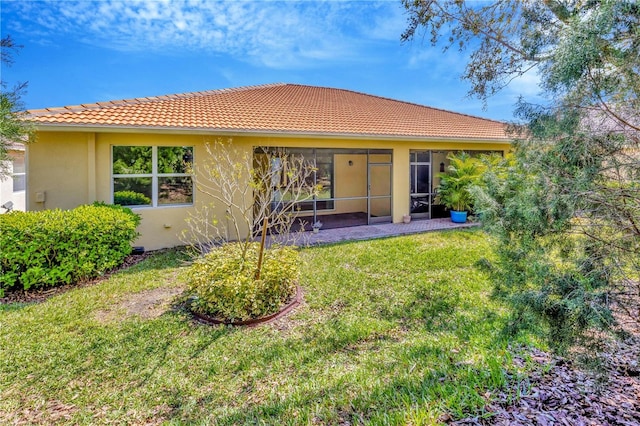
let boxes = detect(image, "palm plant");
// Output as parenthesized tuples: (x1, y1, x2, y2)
(436, 152, 485, 213)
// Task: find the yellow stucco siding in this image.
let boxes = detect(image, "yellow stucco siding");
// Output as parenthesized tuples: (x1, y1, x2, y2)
(332, 154, 367, 215)
(431, 151, 450, 191)
(27, 132, 90, 211)
(392, 146, 410, 220)
(131, 206, 197, 250)
(29, 130, 509, 250)
(29, 132, 212, 250)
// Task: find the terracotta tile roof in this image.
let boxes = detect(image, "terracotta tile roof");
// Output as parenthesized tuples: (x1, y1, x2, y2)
(27, 83, 509, 140)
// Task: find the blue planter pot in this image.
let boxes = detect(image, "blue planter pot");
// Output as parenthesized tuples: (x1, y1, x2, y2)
(450, 210, 468, 223)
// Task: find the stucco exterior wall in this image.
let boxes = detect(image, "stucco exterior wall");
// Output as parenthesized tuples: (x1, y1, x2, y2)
(29, 130, 509, 250)
(27, 132, 89, 211)
(332, 153, 367, 215)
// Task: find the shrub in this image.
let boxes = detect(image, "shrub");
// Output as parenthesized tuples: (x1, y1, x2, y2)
(185, 242, 300, 321)
(0, 203, 140, 295)
(113, 190, 151, 206)
(436, 152, 486, 212)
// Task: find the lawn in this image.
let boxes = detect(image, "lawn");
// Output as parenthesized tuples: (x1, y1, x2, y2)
(0, 229, 544, 425)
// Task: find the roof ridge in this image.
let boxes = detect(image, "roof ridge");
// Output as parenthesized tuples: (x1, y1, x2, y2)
(26, 83, 288, 116)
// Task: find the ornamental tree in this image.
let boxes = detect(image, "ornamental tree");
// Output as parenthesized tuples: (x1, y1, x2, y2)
(403, 0, 639, 351)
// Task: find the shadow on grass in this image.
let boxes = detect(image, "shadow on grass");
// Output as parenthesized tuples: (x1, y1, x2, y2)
(158, 308, 516, 421)
(0, 302, 33, 313)
(137, 317, 233, 387)
(72, 314, 235, 391)
(165, 340, 508, 425)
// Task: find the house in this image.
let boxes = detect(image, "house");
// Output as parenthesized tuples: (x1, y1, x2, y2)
(0, 142, 26, 213)
(25, 83, 510, 250)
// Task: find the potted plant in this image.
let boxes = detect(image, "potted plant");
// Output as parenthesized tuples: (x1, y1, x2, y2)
(312, 220, 323, 234)
(435, 152, 483, 223)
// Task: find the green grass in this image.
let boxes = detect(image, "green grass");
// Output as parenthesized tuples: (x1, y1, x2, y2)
(0, 229, 544, 425)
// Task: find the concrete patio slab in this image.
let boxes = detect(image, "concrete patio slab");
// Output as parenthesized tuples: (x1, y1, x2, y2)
(267, 218, 480, 247)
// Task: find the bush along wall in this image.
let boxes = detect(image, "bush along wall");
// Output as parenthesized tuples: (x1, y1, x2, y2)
(0, 203, 140, 296)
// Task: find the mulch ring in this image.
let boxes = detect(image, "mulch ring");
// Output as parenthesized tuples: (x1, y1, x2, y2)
(451, 299, 640, 426)
(0, 252, 154, 305)
(190, 285, 303, 328)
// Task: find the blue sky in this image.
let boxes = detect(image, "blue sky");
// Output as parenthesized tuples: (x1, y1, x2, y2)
(1, 0, 541, 121)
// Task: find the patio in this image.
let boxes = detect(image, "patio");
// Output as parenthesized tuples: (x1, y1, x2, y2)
(268, 217, 480, 247)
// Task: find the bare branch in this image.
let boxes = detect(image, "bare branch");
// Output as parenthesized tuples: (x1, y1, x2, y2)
(181, 139, 320, 258)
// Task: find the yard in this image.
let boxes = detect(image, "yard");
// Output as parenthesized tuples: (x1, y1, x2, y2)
(0, 229, 545, 425)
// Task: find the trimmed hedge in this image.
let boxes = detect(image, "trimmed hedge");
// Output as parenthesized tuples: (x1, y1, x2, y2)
(0, 203, 140, 295)
(185, 242, 300, 321)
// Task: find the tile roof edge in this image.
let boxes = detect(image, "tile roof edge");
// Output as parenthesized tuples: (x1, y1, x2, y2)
(31, 122, 512, 141)
(25, 83, 289, 116)
(25, 83, 507, 125)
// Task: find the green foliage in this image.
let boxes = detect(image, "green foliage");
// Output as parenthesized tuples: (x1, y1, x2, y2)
(404, 0, 640, 352)
(112, 146, 152, 174)
(402, 1, 640, 107)
(113, 190, 151, 206)
(0, 203, 140, 295)
(157, 146, 193, 173)
(473, 137, 617, 352)
(185, 242, 299, 321)
(436, 152, 485, 212)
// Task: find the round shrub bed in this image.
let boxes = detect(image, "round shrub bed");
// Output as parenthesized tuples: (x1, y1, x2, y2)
(184, 242, 300, 323)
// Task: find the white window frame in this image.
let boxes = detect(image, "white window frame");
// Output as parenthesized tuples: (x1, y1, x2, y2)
(111, 146, 194, 208)
(12, 172, 26, 193)
(11, 157, 26, 193)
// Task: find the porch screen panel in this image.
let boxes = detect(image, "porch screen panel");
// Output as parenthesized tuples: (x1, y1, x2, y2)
(334, 154, 367, 197)
(369, 164, 391, 197)
(410, 151, 431, 216)
(370, 197, 391, 218)
(314, 150, 334, 210)
(369, 163, 392, 219)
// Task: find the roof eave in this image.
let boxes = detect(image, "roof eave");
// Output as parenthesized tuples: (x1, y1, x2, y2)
(32, 123, 511, 144)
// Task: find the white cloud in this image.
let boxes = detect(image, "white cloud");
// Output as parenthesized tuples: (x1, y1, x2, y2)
(507, 68, 543, 98)
(3, 0, 401, 69)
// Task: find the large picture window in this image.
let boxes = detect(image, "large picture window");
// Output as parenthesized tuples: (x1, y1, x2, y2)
(112, 146, 193, 207)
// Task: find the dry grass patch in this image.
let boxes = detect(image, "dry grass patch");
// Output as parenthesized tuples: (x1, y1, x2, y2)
(95, 286, 185, 323)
